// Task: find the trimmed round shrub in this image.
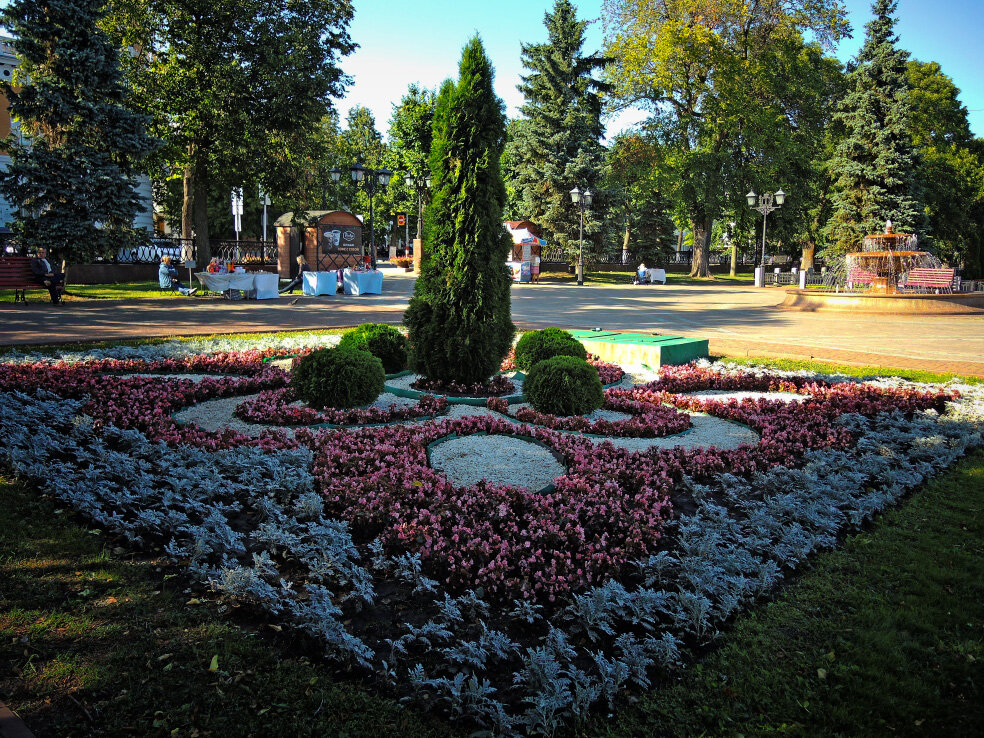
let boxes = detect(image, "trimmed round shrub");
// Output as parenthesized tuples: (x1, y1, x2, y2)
(523, 355, 604, 416)
(513, 327, 587, 372)
(291, 347, 385, 409)
(337, 323, 409, 374)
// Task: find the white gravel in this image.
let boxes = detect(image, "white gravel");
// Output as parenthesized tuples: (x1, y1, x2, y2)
(111, 373, 233, 382)
(429, 433, 565, 491)
(686, 390, 809, 403)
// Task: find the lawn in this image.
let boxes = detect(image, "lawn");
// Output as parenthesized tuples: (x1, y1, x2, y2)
(0, 334, 981, 736)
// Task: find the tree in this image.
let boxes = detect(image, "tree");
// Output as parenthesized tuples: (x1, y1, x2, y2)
(603, 0, 848, 276)
(385, 85, 436, 242)
(906, 60, 984, 275)
(506, 0, 608, 264)
(824, 0, 923, 254)
(603, 133, 676, 265)
(403, 37, 514, 385)
(108, 0, 355, 264)
(0, 0, 158, 265)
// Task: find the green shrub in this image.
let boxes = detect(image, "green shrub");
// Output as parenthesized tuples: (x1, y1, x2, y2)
(337, 323, 408, 374)
(513, 327, 587, 372)
(291, 347, 384, 409)
(523, 355, 603, 416)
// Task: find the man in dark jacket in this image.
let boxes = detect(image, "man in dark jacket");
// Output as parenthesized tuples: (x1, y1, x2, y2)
(29, 248, 65, 304)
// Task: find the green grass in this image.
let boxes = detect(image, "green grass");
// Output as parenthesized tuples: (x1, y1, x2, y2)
(725, 355, 984, 385)
(2, 449, 982, 736)
(0, 475, 456, 738)
(579, 450, 984, 737)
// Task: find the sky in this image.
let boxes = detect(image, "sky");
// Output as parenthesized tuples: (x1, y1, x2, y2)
(338, 0, 984, 140)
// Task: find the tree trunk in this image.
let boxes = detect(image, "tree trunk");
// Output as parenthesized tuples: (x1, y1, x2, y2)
(801, 242, 816, 272)
(193, 170, 211, 266)
(182, 162, 194, 241)
(729, 239, 737, 277)
(689, 216, 712, 277)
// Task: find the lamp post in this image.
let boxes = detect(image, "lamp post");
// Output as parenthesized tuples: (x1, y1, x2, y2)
(570, 186, 593, 286)
(404, 172, 432, 250)
(339, 163, 392, 269)
(746, 189, 786, 267)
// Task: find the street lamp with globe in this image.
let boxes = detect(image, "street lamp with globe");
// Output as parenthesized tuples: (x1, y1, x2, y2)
(569, 186, 593, 286)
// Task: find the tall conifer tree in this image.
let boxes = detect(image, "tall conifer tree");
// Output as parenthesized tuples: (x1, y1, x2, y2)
(506, 0, 607, 260)
(0, 0, 158, 264)
(403, 37, 514, 385)
(825, 0, 923, 253)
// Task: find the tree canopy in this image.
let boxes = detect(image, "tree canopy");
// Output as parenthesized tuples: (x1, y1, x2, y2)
(506, 0, 608, 264)
(0, 0, 158, 264)
(824, 0, 923, 254)
(108, 0, 355, 263)
(603, 0, 849, 275)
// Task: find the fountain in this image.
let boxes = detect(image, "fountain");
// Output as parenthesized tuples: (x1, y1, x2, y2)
(781, 221, 984, 313)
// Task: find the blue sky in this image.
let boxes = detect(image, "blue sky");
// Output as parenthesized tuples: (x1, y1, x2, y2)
(339, 0, 984, 139)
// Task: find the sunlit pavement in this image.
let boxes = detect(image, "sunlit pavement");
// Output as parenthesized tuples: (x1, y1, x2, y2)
(2, 267, 983, 376)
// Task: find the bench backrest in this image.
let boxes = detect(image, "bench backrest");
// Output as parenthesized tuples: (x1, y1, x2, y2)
(848, 268, 877, 283)
(0, 256, 34, 288)
(905, 267, 955, 286)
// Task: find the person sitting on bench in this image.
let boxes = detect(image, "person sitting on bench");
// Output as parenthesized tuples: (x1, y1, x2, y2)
(633, 262, 650, 285)
(279, 254, 311, 294)
(159, 256, 197, 296)
(29, 247, 66, 305)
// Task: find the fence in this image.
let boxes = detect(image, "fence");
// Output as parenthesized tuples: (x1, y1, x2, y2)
(3, 236, 278, 267)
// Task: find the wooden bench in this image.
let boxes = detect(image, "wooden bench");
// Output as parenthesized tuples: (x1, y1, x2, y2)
(847, 268, 877, 287)
(903, 267, 956, 293)
(0, 255, 65, 302)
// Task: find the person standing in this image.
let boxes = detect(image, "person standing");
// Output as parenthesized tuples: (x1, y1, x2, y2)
(29, 247, 65, 304)
(159, 256, 197, 296)
(531, 252, 541, 283)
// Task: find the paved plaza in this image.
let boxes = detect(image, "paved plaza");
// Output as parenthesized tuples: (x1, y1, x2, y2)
(2, 265, 982, 376)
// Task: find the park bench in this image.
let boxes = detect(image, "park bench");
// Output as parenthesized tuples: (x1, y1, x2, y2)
(902, 267, 956, 293)
(847, 268, 877, 288)
(0, 255, 64, 302)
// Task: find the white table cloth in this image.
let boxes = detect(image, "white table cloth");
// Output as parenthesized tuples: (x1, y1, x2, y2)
(252, 272, 280, 299)
(342, 270, 383, 295)
(303, 271, 338, 296)
(196, 272, 256, 292)
(647, 268, 667, 284)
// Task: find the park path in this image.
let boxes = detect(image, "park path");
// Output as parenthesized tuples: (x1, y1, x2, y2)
(2, 266, 983, 377)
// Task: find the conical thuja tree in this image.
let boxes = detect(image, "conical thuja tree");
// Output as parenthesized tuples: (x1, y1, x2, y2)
(825, 0, 924, 254)
(403, 36, 515, 385)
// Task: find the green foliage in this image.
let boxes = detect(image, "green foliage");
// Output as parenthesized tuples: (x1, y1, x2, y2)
(386, 85, 437, 243)
(603, 0, 849, 276)
(523, 355, 603, 416)
(337, 324, 408, 374)
(603, 133, 677, 265)
(291, 347, 384, 409)
(106, 0, 356, 262)
(906, 60, 984, 277)
(505, 0, 608, 264)
(403, 37, 515, 385)
(824, 0, 924, 254)
(513, 328, 587, 372)
(0, 0, 159, 264)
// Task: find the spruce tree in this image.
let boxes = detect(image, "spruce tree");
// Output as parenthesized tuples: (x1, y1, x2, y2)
(825, 0, 923, 254)
(0, 0, 158, 264)
(403, 37, 514, 385)
(505, 0, 608, 261)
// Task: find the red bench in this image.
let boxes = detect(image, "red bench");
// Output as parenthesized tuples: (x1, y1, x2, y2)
(903, 267, 956, 293)
(0, 255, 66, 302)
(847, 268, 877, 286)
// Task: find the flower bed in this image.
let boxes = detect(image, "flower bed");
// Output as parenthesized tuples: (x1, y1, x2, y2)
(235, 387, 448, 426)
(411, 373, 516, 397)
(0, 347, 979, 735)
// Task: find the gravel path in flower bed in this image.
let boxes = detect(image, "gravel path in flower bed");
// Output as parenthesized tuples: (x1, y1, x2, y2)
(686, 389, 810, 403)
(113, 372, 235, 382)
(429, 433, 566, 491)
(386, 371, 525, 396)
